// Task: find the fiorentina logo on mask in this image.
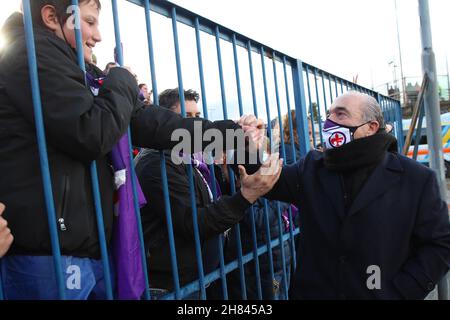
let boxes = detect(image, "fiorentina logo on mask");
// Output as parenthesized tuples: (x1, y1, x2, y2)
(322, 119, 353, 149)
(328, 131, 347, 147)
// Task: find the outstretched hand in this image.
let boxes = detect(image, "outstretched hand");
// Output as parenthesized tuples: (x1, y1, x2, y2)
(239, 153, 283, 203)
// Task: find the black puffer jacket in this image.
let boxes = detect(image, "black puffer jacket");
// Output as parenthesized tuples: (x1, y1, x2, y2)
(0, 13, 240, 258)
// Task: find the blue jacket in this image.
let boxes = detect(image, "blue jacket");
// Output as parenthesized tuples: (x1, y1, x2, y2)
(266, 150, 450, 299)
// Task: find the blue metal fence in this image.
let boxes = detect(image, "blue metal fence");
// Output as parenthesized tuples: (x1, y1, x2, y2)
(0, 0, 403, 300)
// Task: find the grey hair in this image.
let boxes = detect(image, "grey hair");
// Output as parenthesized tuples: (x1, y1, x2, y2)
(346, 91, 385, 129)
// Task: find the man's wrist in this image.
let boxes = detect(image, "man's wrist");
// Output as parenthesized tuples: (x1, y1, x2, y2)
(241, 188, 258, 204)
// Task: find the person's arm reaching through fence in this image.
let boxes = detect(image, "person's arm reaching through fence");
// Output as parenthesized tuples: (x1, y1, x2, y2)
(138, 152, 283, 242)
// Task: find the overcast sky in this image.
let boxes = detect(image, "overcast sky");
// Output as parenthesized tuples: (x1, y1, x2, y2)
(168, 0, 450, 91)
(1, 0, 449, 119)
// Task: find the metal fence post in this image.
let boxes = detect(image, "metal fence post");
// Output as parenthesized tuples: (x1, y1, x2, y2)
(291, 60, 311, 157)
(21, 0, 66, 300)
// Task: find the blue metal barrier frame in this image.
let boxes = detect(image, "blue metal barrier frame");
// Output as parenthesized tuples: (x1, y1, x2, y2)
(4, 0, 402, 301)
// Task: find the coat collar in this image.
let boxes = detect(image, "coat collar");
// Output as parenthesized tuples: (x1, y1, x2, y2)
(317, 152, 404, 220)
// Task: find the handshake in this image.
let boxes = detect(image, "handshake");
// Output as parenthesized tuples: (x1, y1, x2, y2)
(234, 115, 283, 204)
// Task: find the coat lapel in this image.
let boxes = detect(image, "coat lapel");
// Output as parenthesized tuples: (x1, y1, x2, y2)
(348, 153, 403, 217)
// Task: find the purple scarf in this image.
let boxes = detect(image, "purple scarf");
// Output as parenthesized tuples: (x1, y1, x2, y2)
(87, 72, 147, 300)
(191, 152, 222, 199)
(191, 153, 221, 273)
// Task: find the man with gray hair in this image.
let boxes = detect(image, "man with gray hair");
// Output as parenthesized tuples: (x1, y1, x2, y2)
(250, 91, 450, 299)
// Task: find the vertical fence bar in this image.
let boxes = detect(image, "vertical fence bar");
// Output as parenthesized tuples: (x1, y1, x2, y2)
(391, 101, 397, 128)
(260, 46, 276, 297)
(291, 60, 311, 157)
(320, 71, 329, 119)
(388, 99, 394, 123)
(312, 68, 324, 146)
(334, 76, 339, 99)
(380, 96, 386, 120)
(376, 94, 383, 113)
(384, 98, 390, 123)
(282, 57, 297, 271)
(111, 0, 150, 300)
(194, 16, 221, 215)
(232, 33, 248, 300)
(282, 58, 297, 164)
(143, 0, 159, 102)
(273, 54, 286, 160)
(390, 100, 395, 124)
(144, 0, 183, 300)
(247, 40, 263, 300)
(161, 153, 182, 299)
(77, 0, 115, 300)
(195, 18, 208, 120)
(328, 74, 334, 104)
(215, 27, 228, 120)
(381, 97, 387, 121)
(390, 101, 397, 127)
(194, 18, 221, 207)
(305, 66, 317, 148)
(20, 0, 66, 300)
(388, 100, 393, 132)
(215, 25, 234, 299)
(322, 71, 328, 119)
(232, 35, 244, 117)
(172, 7, 207, 300)
(396, 100, 405, 152)
(272, 53, 289, 299)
